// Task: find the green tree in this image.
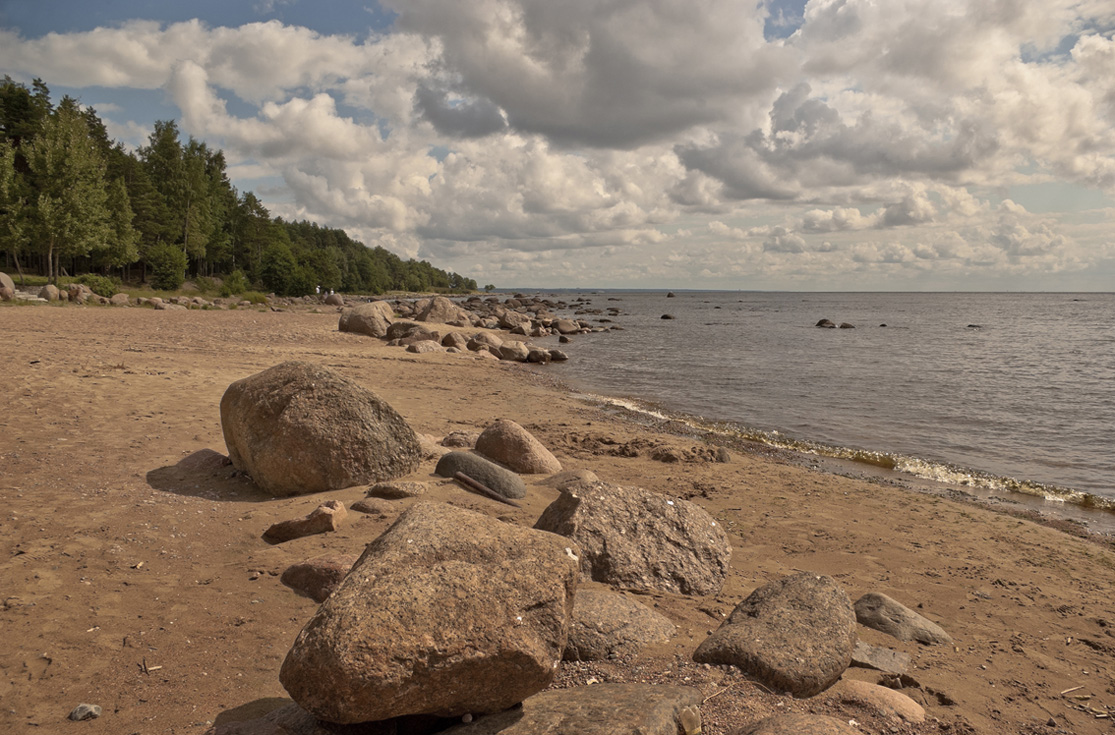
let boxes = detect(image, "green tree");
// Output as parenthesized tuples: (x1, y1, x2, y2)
(0, 140, 29, 280)
(96, 176, 140, 270)
(26, 100, 110, 282)
(147, 242, 188, 290)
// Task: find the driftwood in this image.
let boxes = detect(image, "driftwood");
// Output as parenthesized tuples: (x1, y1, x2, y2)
(453, 472, 522, 508)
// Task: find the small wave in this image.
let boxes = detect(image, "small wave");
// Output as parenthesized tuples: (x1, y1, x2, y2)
(582, 392, 1115, 515)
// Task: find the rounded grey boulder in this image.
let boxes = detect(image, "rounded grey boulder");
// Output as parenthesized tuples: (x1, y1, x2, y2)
(220, 361, 422, 496)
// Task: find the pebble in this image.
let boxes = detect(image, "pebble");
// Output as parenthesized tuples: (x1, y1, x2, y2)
(69, 704, 101, 721)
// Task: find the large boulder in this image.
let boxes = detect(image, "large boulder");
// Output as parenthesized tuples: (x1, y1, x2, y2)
(497, 340, 531, 362)
(534, 481, 730, 596)
(220, 361, 422, 496)
(338, 301, 394, 338)
(0, 271, 14, 293)
(279, 502, 580, 724)
(434, 451, 527, 500)
(692, 572, 856, 698)
(853, 592, 952, 645)
(38, 284, 60, 301)
(441, 684, 702, 735)
(417, 296, 468, 324)
(564, 588, 675, 661)
(475, 419, 562, 474)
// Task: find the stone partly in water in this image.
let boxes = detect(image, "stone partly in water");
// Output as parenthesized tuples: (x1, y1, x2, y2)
(693, 572, 856, 697)
(279, 502, 580, 724)
(441, 684, 703, 735)
(534, 480, 730, 596)
(220, 361, 422, 496)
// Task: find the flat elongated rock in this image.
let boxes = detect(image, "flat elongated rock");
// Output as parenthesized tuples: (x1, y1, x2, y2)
(738, 713, 858, 734)
(435, 451, 527, 500)
(534, 481, 730, 596)
(441, 684, 703, 735)
(850, 640, 911, 674)
(854, 592, 952, 645)
(263, 501, 347, 544)
(280, 503, 580, 724)
(564, 588, 675, 661)
(475, 419, 562, 474)
(693, 572, 856, 697)
(220, 362, 422, 496)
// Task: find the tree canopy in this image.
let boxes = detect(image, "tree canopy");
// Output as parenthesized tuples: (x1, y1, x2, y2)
(0, 77, 478, 295)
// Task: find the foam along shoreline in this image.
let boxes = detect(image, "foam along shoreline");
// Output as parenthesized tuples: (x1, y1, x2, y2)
(577, 391, 1115, 538)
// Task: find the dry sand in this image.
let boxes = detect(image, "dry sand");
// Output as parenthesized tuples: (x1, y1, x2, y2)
(2, 304, 1114, 734)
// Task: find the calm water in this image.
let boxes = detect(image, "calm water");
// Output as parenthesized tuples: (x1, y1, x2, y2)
(542, 291, 1115, 510)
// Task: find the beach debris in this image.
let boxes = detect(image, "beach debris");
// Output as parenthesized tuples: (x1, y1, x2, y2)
(220, 361, 422, 496)
(534, 480, 731, 596)
(439, 684, 702, 735)
(827, 679, 926, 722)
(263, 501, 347, 544)
(475, 418, 562, 474)
(854, 592, 953, 645)
(68, 703, 101, 721)
(435, 451, 527, 500)
(694, 572, 856, 698)
(366, 481, 428, 499)
(563, 587, 675, 662)
(737, 713, 858, 734)
(279, 502, 579, 724)
(850, 640, 912, 674)
(281, 554, 359, 603)
(338, 300, 395, 337)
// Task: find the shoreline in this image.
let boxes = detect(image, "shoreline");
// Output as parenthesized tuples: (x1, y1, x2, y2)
(4, 305, 1115, 733)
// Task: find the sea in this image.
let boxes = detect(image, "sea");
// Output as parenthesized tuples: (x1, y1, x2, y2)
(528, 291, 1115, 533)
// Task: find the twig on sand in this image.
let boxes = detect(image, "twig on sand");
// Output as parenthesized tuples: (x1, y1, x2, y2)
(454, 472, 522, 508)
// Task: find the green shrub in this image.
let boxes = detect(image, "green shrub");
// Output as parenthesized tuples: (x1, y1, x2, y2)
(76, 273, 121, 298)
(219, 269, 250, 297)
(240, 291, 268, 305)
(193, 276, 219, 294)
(147, 244, 188, 291)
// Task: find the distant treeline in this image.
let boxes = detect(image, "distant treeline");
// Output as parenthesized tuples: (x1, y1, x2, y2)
(0, 77, 478, 295)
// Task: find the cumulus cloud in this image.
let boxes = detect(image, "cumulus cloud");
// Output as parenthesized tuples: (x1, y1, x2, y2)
(1, 0, 1113, 288)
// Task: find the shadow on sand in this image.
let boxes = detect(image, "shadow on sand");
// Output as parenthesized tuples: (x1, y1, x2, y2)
(146, 448, 272, 503)
(210, 697, 463, 734)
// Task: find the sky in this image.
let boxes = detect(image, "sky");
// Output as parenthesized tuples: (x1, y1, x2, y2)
(2, 0, 1114, 291)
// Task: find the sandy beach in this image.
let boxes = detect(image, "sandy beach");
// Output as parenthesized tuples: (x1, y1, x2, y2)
(2, 304, 1114, 734)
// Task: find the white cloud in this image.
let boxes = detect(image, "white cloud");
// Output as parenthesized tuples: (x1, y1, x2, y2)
(1, 0, 1113, 288)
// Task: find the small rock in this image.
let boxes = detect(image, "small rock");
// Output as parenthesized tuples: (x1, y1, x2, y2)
(441, 431, 480, 448)
(828, 679, 925, 723)
(475, 419, 562, 475)
(660, 314, 675, 320)
(281, 554, 359, 602)
(816, 319, 836, 328)
(366, 481, 428, 499)
(564, 588, 675, 661)
(850, 640, 911, 674)
(263, 501, 347, 544)
(69, 704, 102, 721)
